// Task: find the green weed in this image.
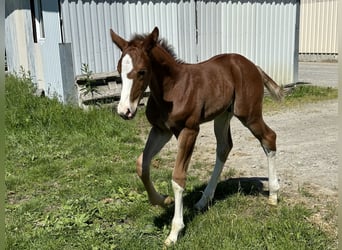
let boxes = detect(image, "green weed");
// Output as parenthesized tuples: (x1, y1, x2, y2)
(263, 85, 338, 111)
(79, 63, 99, 96)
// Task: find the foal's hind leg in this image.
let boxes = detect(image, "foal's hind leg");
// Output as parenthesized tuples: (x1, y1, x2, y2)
(195, 111, 234, 210)
(238, 116, 280, 205)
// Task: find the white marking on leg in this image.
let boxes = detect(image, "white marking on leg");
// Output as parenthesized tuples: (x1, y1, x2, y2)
(267, 150, 279, 205)
(195, 159, 225, 210)
(164, 180, 184, 246)
(117, 54, 138, 117)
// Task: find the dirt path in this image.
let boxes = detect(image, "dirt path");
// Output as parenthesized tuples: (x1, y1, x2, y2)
(160, 99, 338, 199)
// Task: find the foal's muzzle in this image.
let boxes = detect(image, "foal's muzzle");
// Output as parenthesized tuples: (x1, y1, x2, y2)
(118, 108, 136, 120)
(117, 97, 139, 120)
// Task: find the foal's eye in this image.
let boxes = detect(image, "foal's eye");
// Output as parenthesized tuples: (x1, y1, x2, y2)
(138, 70, 147, 77)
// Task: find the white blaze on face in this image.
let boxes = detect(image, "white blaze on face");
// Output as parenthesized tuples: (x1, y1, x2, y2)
(117, 54, 137, 118)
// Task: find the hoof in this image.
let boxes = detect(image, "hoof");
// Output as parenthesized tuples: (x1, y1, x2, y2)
(194, 195, 210, 211)
(164, 238, 175, 248)
(268, 193, 278, 206)
(163, 196, 174, 206)
(150, 195, 174, 207)
(164, 223, 184, 248)
(194, 202, 205, 211)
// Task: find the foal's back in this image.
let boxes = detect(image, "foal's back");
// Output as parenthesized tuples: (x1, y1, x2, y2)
(167, 53, 265, 123)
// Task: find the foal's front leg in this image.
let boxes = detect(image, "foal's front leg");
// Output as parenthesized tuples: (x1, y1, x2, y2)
(137, 126, 173, 206)
(165, 127, 199, 246)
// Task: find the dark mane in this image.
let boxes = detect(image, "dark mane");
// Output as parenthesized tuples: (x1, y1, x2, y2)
(130, 33, 184, 63)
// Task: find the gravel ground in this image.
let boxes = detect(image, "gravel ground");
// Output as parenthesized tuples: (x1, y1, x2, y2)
(160, 99, 338, 199)
(298, 62, 338, 88)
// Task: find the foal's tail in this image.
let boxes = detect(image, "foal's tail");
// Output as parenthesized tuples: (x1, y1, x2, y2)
(258, 66, 284, 101)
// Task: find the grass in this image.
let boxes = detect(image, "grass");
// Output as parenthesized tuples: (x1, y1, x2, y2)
(5, 75, 337, 249)
(263, 84, 338, 112)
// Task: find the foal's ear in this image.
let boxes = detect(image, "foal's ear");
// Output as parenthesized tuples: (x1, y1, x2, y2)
(110, 29, 128, 51)
(143, 27, 159, 51)
(150, 27, 159, 42)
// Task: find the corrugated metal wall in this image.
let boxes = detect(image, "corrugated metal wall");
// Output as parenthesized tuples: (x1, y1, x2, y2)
(60, 0, 197, 75)
(60, 0, 299, 85)
(196, 0, 299, 85)
(299, 0, 338, 55)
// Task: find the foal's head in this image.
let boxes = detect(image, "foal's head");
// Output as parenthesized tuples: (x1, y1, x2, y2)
(110, 27, 159, 119)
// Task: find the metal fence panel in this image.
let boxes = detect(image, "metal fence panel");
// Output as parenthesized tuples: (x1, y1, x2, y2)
(299, 0, 338, 55)
(196, 0, 299, 84)
(60, 0, 298, 84)
(60, 0, 197, 75)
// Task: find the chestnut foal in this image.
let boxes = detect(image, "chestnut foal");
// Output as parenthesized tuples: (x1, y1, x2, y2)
(110, 27, 282, 246)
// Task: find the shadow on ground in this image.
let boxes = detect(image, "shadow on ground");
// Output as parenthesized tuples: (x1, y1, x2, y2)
(154, 177, 268, 229)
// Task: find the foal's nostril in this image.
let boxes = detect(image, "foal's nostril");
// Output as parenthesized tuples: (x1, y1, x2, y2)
(118, 108, 133, 120)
